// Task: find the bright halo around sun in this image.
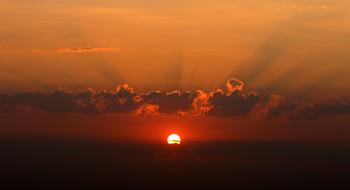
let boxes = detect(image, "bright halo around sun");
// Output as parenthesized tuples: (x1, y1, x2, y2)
(167, 134, 181, 144)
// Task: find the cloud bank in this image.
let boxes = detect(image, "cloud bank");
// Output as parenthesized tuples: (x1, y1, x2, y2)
(0, 78, 349, 119)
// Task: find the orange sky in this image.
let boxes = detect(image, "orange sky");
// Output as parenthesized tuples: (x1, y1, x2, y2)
(0, 0, 350, 142)
(0, 0, 349, 101)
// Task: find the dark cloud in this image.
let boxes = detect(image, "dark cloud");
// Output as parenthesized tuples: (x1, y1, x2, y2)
(135, 104, 159, 116)
(1, 78, 349, 119)
(292, 102, 350, 120)
(140, 90, 196, 113)
(0, 84, 138, 114)
(255, 95, 298, 119)
(187, 78, 260, 117)
(206, 89, 260, 116)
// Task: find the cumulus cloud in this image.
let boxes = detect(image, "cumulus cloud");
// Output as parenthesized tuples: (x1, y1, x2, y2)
(226, 78, 244, 93)
(1, 77, 349, 119)
(207, 89, 260, 116)
(135, 104, 159, 116)
(255, 95, 297, 119)
(140, 90, 197, 114)
(191, 90, 211, 116)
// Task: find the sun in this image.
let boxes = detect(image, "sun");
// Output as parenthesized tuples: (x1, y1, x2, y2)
(167, 134, 181, 144)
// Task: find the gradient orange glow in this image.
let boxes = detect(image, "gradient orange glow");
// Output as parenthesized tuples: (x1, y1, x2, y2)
(0, 0, 349, 101)
(0, 0, 349, 144)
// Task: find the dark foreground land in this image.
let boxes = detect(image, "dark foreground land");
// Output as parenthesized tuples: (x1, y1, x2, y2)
(1, 140, 349, 189)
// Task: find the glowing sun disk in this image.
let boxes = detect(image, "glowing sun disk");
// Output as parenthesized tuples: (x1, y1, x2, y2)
(167, 134, 181, 144)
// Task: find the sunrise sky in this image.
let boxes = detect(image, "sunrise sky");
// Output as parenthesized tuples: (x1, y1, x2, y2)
(0, 0, 350, 142)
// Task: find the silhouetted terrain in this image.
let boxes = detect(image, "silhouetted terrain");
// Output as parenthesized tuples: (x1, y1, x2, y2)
(1, 140, 349, 189)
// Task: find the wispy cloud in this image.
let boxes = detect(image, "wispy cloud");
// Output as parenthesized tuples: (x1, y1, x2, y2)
(54, 47, 121, 53)
(30, 47, 121, 54)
